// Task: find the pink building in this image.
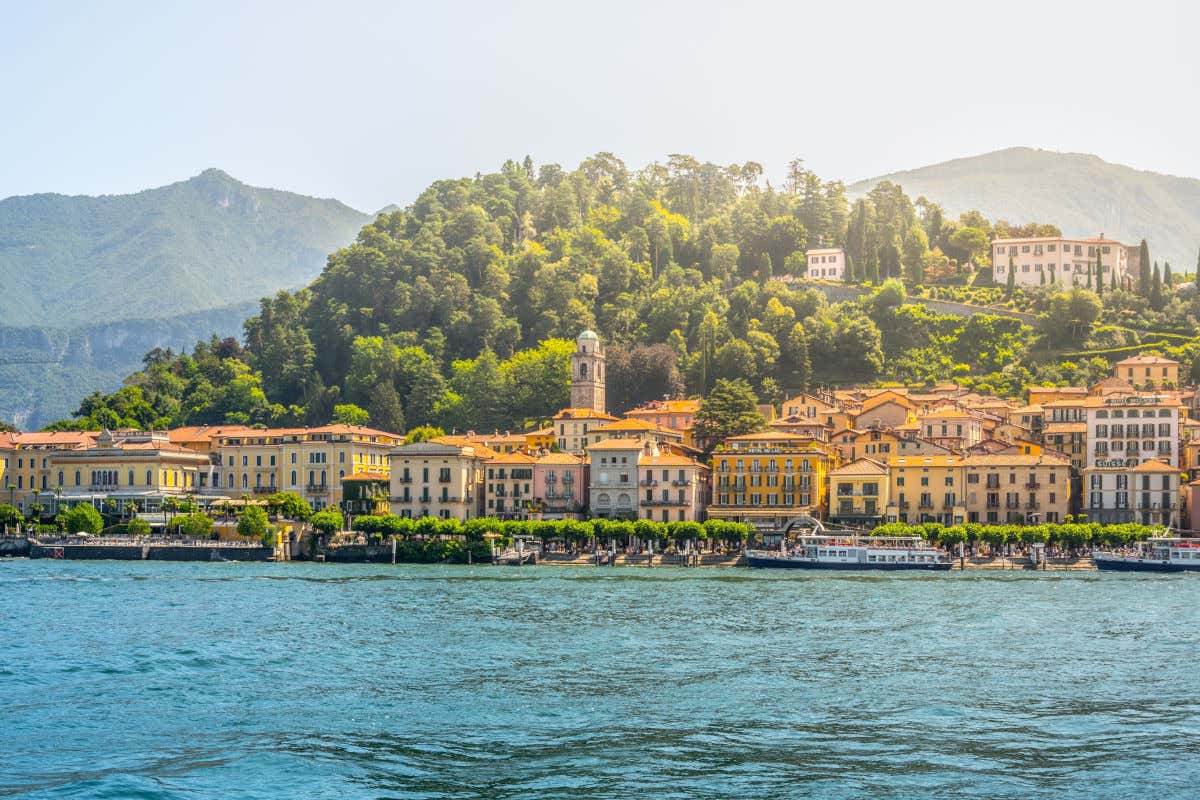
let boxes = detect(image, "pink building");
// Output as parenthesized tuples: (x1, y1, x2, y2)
(532, 452, 589, 520)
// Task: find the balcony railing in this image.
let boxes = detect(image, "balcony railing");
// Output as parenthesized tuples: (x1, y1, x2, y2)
(1025, 482, 1041, 489)
(306, 484, 329, 493)
(397, 476, 414, 484)
(389, 495, 412, 503)
(252, 486, 275, 494)
(671, 479, 691, 487)
(640, 478, 658, 487)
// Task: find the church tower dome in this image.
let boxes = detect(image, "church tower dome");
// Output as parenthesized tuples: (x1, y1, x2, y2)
(570, 330, 606, 413)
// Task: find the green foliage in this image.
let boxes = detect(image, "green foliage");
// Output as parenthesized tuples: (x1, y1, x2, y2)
(331, 403, 370, 426)
(126, 517, 152, 536)
(237, 505, 269, 540)
(0, 504, 22, 528)
(171, 512, 213, 539)
(310, 508, 345, 534)
(60, 504, 103, 535)
(693, 379, 764, 451)
(266, 492, 313, 521)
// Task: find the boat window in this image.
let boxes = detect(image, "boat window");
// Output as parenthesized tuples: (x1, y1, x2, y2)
(868, 555, 876, 562)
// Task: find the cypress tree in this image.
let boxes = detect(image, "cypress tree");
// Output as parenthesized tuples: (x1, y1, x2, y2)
(1006, 255, 1016, 296)
(845, 252, 856, 283)
(1094, 246, 1102, 295)
(1039, 268, 1046, 286)
(1138, 239, 1151, 296)
(1195, 247, 1200, 290)
(1085, 261, 1093, 290)
(1164, 262, 1173, 287)
(1110, 267, 1116, 292)
(1150, 262, 1164, 311)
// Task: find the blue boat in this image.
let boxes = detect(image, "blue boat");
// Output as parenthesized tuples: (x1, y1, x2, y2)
(1093, 537, 1200, 572)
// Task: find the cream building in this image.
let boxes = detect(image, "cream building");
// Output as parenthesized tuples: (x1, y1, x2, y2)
(587, 438, 642, 519)
(885, 455, 966, 526)
(992, 235, 1131, 288)
(388, 437, 494, 520)
(828, 458, 889, 525)
(804, 247, 845, 280)
(961, 454, 1071, 525)
(484, 451, 537, 519)
(1082, 459, 1179, 527)
(637, 443, 709, 523)
(553, 408, 619, 453)
(1085, 394, 1181, 468)
(1113, 355, 1180, 389)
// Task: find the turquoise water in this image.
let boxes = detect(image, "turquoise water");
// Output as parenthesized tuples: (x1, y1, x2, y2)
(1, 561, 1198, 799)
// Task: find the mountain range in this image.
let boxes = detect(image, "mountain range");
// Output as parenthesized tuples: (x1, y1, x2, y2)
(849, 147, 1200, 269)
(0, 170, 370, 428)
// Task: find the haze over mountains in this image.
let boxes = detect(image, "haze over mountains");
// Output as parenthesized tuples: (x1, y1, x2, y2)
(849, 147, 1200, 269)
(0, 170, 370, 428)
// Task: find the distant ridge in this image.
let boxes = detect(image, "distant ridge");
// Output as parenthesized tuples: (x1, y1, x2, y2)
(848, 147, 1200, 268)
(0, 169, 370, 327)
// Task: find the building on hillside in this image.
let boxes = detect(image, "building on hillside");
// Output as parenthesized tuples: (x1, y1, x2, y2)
(768, 415, 831, 441)
(552, 408, 620, 453)
(992, 235, 1131, 288)
(42, 430, 214, 519)
(1090, 376, 1135, 397)
(591, 418, 684, 446)
(781, 392, 840, 423)
(464, 431, 528, 454)
(524, 427, 556, 452)
(706, 432, 831, 530)
(852, 390, 915, 429)
(484, 451, 538, 519)
(1007, 405, 1044, 436)
(1081, 459, 1179, 527)
(167, 425, 254, 494)
(804, 247, 845, 280)
(570, 330, 606, 414)
(531, 452, 588, 520)
(1085, 394, 1181, 468)
(828, 458, 889, 526)
(586, 438, 644, 519)
(918, 406, 984, 450)
(885, 455, 966, 526)
(1184, 439, 1200, 482)
(637, 444, 709, 522)
(387, 437, 494, 520)
(341, 472, 391, 516)
(623, 399, 700, 439)
(1028, 386, 1088, 406)
(893, 435, 956, 458)
(851, 428, 900, 462)
(961, 454, 1071, 525)
(1113, 354, 1180, 389)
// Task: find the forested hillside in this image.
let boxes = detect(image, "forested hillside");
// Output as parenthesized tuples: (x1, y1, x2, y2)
(849, 147, 1200, 269)
(41, 154, 1200, 435)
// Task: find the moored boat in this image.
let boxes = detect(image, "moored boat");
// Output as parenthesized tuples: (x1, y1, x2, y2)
(747, 534, 951, 570)
(1093, 537, 1200, 572)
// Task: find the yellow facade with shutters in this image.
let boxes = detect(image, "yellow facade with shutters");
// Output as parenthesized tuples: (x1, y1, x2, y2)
(707, 432, 831, 528)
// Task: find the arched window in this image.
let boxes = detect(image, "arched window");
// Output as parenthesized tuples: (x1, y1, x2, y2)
(320, 470, 327, 487)
(41, 475, 47, 490)
(74, 470, 80, 487)
(580, 362, 588, 378)
(57, 471, 63, 487)
(241, 474, 248, 489)
(291, 470, 297, 487)
(146, 470, 152, 486)
(228, 472, 234, 488)
(597, 493, 611, 507)
(128, 470, 135, 486)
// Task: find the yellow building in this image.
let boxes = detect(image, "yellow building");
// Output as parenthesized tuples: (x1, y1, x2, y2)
(885, 455, 966, 526)
(0, 431, 98, 509)
(707, 431, 830, 530)
(828, 458, 890, 525)
(624, 398, 701, 446)
(591, 417, 685, 446)
(388, 437, 494, 520)
(215, 425, 400, 510)
(852, 428, 901, 462)
(552, 408, 619, 453)
(638, 445, 709, 523)
(1114, 354, 1180, 389)
(524, 427, 556, 452)
(46, 431, 213, 518)
(1028, 386, 1088, 406)
(961, 454, 1071, 525)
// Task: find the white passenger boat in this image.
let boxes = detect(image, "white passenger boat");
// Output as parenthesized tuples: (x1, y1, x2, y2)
(1093, 536, 1200, 572)
(747, 534, 951, 570)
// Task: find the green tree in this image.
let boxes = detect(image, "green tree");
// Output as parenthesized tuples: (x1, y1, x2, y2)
(1150, 262, 1164, 311)
(237, 505, 269, 540)
(1005, 255, 1016, 296)
(692, 378, 764, 452)
(0, 504, 22, 529)
(404, 426, 445, 443)
(331, 403, 370, 426)
(310, 508, 345, 534)
(61, 504, 103, 535)
(127, 517, 152, 536)
(172, 513, 213, 539)
(1138, 239, 1151, 296)
(267, 492, 312, 521)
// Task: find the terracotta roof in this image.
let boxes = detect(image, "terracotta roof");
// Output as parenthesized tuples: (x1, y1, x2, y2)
(343, 471, 389, 481)
(1132, 459, 1177, 472)
(0, 431, 98, 448)
(638, 452, 704, 468)
(218, 424, 401, 440)
(962, 454, 1068, 467)
(1043, 422, 1087, 434)
(1030, 386, 1088, 395)
(485, 451, 538, 465)
(1114, 354, 1179, 367)
(525, 427, 555, 437)
(593, 418, 657, 432)
(552, 408, 619, 421)
(535, 452, 586, 465)
(921, 406, 976, 419)
(586, 438, 649, 451)
(829, 458, 888, 476)
(626, 399, 701, 415)
(168, 425, 255, 443)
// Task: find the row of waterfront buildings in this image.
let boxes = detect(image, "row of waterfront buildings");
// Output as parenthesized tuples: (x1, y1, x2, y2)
(796, 234, 1140, 288)
(4, 332, 1200, 532)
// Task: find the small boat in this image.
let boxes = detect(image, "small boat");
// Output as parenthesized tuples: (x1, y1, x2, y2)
(1093, 536, 1200, 572)
(747, 533, 951, 570)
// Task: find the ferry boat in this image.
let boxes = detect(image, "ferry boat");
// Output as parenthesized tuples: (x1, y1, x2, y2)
(747, 534, 952, 570)
(1093, 536, 1200, 572)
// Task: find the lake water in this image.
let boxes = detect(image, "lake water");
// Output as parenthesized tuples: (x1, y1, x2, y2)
(1, 561, 1198, 799)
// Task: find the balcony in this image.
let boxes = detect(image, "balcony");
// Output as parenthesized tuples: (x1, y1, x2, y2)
(671, 479, 691, 487)
(917, 500, 933, 509)
(1025, 501, 1040, 509)
(397, 476, 414, 484)
(252, 486, 275, 494)
(306, 484, 329, 494)
(643, 498, 685, 506)
(640, 478, 658, 487)
(562, 474, 574, 483)
(419, 495, 432, 504)
(1025, 482, 1041, 490)
(389, 495, 412, 504)
(438, 476, 451, 483)
(545, 474, 557, 484)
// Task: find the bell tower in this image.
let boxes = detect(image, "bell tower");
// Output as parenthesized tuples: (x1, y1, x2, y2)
(570, 330, 606, 413)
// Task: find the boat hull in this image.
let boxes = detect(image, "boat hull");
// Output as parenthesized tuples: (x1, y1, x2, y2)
(747, 555, 951, 571)
(1094, 557, 1200, 572)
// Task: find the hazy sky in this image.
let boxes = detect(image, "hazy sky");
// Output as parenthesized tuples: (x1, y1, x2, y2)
(4, 0, 1198, 212)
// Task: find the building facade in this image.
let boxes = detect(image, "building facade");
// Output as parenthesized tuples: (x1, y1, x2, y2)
(707, 432, 830, 530)
(1113, 355, 1180, 389)
(992, 236, 1131, 288)
(484, 452, 537, 519)
(1085, 394, 1180, 468)
(961, 454, 1071, 525)
(804, 247, 845, 280)
(531, 452, 588, 520)
(388, 438, 493, 520)
(637, 445, 709, 523)
(886, 455, 966, 526)
(587, 438, 642, 519)
(1081, 460, 1179, 527)
(828, 458, 889, 525)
